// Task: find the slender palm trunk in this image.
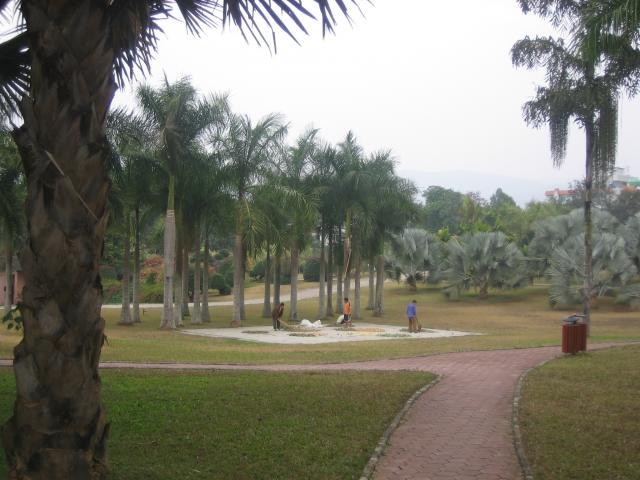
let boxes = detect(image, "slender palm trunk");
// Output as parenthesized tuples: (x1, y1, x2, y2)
(584, 119, 595, 336)
(290, 245, 299, 321)
(318, 228, 326, 319)
(262, 245, 271, 318)
(132, 206, 141, 323)
(174, 229, 184, 327)
(232, 231, 244, 326)
(367, 256, 375, 310)
(375, 252, 385, 316)
(353, 234, 361, 320)
(202, 233, 210, 323)
(273, 253, 282, 306)
(337, 265, 343, 314)
(119, 213, 132, 325)
(192, 225, 202, 324)
(326, 231, 333, 316)
(162, 177, 176, 329)
(4, 4, 114, 474)
(181, 245, 189, 318)
(4, 238, 12, 313)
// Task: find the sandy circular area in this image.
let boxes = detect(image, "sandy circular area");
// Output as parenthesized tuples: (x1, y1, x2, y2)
(180, 322, 480, 345)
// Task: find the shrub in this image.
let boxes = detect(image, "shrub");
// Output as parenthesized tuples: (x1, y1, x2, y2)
(209, 273, 231, 295)
(251, 260, 266, 280)
(303, 257, 321, 282)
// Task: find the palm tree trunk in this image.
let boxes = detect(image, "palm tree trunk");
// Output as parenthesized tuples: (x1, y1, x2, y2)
(318, 228, 326, 319)
(3, 5, 113, 474)
(202, 232, 211, 323)
(273, 253, 281, 306)
(584, 119, 595, 336)
(132, 206, 141, 323)
(119, 213, 132, 325)
(354, 234, 361, 320)
(375, 252, 385, 316)
(367, 255, 375, 310)
(162, 177, 176, 329)
(181, 244, 189, 318)
(4, 237, 12, 314)
(192, 224, 202, 324)
(232, 231, 243, 326)
(262, 244, 271, 318)
(290, 244, 299, 321)
(326, 231, 334, 316)
(174, 229, 184, 327)
(337, 263, 343, 314)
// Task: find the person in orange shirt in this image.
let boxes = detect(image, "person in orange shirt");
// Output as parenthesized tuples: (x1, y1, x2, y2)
(342, 297, 352, 327)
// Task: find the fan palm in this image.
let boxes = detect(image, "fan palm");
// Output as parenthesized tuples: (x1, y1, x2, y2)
(0, 1, 359, 477)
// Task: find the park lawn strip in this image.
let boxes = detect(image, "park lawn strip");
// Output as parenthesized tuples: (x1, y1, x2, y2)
(519, 345, 640, 480)
(0, 368, 434, 479)
(2, 285, 639, 364)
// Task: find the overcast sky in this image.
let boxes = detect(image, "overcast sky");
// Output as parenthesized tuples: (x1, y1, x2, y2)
(114, 0, 640, 204)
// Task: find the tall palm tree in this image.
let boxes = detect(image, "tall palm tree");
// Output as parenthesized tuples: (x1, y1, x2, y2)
(136, 79, 227, 328)
(513, 1, 624, 333)
(0, 1, 359, 477)
(221, 113, 288, 325)
(279, 128, 319, 321)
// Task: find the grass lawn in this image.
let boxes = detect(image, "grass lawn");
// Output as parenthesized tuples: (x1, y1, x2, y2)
(519, 345, 640, 480)
(1, 284, 639, 364)
(0, 368, 433, 479)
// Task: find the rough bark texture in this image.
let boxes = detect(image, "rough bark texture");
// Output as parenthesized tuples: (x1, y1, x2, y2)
(191, 226, 201, 324)
(289, 245, 299, 321)
(119, 213, 132, 325)
(132, 207, 141, 323)
(318, 230, 326, 319)
(4, 238, 12, 313)
(202, 235, 210, 323)
(273, 254, 281, 306)
(161, 209, 175, 329)
(584, 120, 594, 336)
(326, 233, 333, 316)
(262, 247, 271, 318)
(367, 257, 375, 310)
(2, 2, 114, 477)
(232, 232, 243, 326)
(374, 253, 385, 316)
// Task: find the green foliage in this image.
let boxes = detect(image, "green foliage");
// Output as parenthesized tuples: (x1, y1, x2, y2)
(388, 228, 445, 288)
(250, 259, 266, 280)
(422, 186, 464, 233)
(302, 257, 321, 282)
(443, 231, 527, 299)
(209, 273, 231, 295)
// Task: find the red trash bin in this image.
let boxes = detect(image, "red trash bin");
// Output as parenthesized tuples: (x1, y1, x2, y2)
(562, 316, 587, 354)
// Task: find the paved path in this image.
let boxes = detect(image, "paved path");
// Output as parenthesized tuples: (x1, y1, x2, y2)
(0, 343, 629, 479)
(101, 286, 332, 309)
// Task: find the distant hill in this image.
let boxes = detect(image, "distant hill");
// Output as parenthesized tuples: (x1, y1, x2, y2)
(397, 169, 573, 207)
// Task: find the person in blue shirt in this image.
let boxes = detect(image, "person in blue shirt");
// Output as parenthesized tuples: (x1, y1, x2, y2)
(406, 299, 418, 333)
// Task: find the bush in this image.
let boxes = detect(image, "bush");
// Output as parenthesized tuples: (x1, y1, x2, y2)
(145, 271, 158, 285)
(209, 273, 231, 296)
(140, 282, 164, 303)
(214, 249, 230, 260)
(251, 260, 266, 280)
(303, 257, 321, 282)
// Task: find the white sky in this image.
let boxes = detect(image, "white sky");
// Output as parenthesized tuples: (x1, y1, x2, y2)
(114, 0, 640, 202)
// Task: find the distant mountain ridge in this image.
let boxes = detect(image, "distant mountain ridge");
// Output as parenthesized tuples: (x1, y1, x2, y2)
(397, 169, 574, 207)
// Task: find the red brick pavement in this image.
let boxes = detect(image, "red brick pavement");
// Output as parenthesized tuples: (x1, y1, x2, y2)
(0, 343, 630, 479)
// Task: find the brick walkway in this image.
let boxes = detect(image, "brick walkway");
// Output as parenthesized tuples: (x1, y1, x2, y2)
(0, 343, 628, 479)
